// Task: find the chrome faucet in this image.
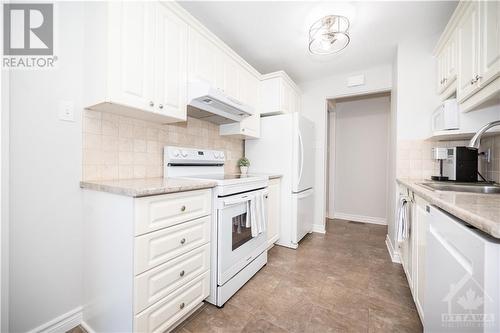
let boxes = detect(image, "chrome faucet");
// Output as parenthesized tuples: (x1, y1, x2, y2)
(468, 120, 500, 149)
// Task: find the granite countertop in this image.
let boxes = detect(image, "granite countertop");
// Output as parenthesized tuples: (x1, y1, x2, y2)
(80, 177, 217, 197)
(397, 178, 500, 239)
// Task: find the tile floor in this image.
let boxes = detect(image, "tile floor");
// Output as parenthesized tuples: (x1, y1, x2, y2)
(174, 219, 423, 333)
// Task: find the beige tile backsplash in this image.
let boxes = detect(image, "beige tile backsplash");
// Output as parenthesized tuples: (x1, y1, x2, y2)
(82, 110, 244, 181)
(397, 135, 500, 183)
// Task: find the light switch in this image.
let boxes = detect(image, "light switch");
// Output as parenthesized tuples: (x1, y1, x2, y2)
(58, 100, 75, 122)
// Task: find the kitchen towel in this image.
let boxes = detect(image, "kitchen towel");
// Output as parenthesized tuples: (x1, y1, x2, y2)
(397, 195, 412, 243)
(256, 191, 267, 234)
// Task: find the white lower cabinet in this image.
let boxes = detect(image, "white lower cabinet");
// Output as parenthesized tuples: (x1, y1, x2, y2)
(83, 188, 212, 333)
(135, 272, 210, 333)
(266, 178, 281, 247)
(398, 189, 430, 323)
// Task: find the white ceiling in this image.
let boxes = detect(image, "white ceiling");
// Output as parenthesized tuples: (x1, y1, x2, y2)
(179, 1, 458, 84)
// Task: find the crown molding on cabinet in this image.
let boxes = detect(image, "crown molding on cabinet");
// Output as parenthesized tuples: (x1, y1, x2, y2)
(161, 1, 262, 80)
(434, 1, 469, 55)
(261, 70, 301, 93)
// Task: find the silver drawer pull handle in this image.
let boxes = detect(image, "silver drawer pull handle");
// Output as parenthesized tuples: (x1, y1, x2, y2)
(180, 238, 186, 245)
(180, 270, 185, 277)
(181, 205, 186, 212)
(179, 302, 185, 309)
(149, 101, 154, 107)
(159, 104, 164, 109)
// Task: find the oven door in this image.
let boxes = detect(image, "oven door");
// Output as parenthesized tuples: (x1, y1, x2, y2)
(217, 189, 268, 286)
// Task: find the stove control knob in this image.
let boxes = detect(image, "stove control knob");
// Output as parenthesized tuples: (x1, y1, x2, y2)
(181, 150, 188, 158)
(220, 152, 225, 159)
(172, 149, 180, 157)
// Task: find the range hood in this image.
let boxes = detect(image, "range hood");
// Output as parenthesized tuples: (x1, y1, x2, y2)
(187, 81, 254, 124)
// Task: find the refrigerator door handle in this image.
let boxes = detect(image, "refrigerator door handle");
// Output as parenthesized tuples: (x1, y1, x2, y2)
(298, 130, 304, 185)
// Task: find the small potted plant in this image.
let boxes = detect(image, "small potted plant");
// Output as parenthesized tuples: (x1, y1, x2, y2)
(238, 157, 250, 174)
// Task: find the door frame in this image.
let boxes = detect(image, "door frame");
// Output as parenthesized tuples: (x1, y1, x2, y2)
(324, 88, 392, 222)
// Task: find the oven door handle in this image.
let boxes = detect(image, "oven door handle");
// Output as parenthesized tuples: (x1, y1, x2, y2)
(223, 195, 253, 207)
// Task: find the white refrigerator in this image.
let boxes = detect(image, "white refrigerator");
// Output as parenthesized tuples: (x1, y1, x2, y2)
(245, 113, 315, 249)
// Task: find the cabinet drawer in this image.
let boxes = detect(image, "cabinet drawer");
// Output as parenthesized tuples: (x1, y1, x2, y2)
(134, 243, 210, 313)
(135, 189, 211, 236)
(135, 216, 210, 274)
(134, 271, 210, 333)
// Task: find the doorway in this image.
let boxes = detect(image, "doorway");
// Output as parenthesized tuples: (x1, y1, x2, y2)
(326, 92, 391, 225)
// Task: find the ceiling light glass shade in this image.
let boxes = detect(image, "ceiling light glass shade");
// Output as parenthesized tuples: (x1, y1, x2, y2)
(309, 15, 350, 55)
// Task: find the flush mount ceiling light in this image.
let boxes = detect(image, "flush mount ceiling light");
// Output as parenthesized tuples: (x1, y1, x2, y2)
(309, 15, 350, 55)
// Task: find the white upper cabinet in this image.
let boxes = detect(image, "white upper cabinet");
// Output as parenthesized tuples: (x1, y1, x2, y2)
(260, 72, 301, 116)
(436, 1, 499, 112)
(186, 22, 261, 139)
(155, 2, 188, 121)
(107, 1, 156, 113)
(188, 27, 219, 87)
(478, 0, 500, 87)
(456, 2, 480, 102)
(85, 1, 188, 123)
(436, 32, 457, 95)
(220, 68, 261, 139)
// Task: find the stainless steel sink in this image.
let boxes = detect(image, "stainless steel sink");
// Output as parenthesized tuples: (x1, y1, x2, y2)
(419, 182, 500, 194)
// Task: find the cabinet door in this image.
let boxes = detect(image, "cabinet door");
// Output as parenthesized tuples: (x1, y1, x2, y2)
(479, 1, 500, 86)
(457, 2, 480, 102)
(188, 28, 217, 87)
(447, 34, 457, 84)
(107, 1, 156, 111)
(436, 48, 447, 93)
(414, 197, 429, 320)
(238, 69, 259, 109)
(267, 179, 281, 246)
(221, 55, 240, 99)
(155, 3, 187, 121)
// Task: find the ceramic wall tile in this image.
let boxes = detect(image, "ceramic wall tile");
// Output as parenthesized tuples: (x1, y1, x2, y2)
(82, 110, 244, 181)
(397, 135, 500, 183)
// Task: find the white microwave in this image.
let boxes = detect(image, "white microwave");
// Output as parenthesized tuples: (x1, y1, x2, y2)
(431, 99, 459, 132)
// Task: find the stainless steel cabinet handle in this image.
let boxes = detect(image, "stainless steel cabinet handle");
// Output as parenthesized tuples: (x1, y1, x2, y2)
(181, 205, 186, 212)
(179, 302, 185, 309)
(180, 238, 186, 245)
(149, 101, 154, 107)
(180, 270, 185, 277)
(426, 205, 430, 213)
(159, 104, 163, 109)
(471, 79, 475, 85)
(475, 74, 482, 81)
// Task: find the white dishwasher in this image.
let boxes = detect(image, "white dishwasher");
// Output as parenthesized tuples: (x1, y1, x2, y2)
(425, 206, 500, 333)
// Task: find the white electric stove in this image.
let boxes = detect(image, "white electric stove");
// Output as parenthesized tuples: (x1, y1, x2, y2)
(164, 146, 269, 307)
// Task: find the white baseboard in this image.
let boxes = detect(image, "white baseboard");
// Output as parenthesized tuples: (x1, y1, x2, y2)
(81, 321, 96, 333)
(311, 224, 326, 234)
(385, 234, 401, 264)
(333, 212, 387, 225)
(27, 307, 82, 333)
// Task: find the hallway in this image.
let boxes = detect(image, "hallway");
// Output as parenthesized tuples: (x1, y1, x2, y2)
(174, 219, 423, 333)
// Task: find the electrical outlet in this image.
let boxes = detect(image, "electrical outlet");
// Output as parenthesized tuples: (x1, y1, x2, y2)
(58, 100, 75, 122)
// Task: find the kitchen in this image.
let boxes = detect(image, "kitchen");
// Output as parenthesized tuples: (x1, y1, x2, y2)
(1, 1, 500, 333)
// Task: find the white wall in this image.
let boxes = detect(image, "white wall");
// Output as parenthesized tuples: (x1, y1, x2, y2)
(1, 63, 9, 333)
(331, 95, 390, 222)
(300, 65, 393, 231)
(9, 3, 84, 332)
